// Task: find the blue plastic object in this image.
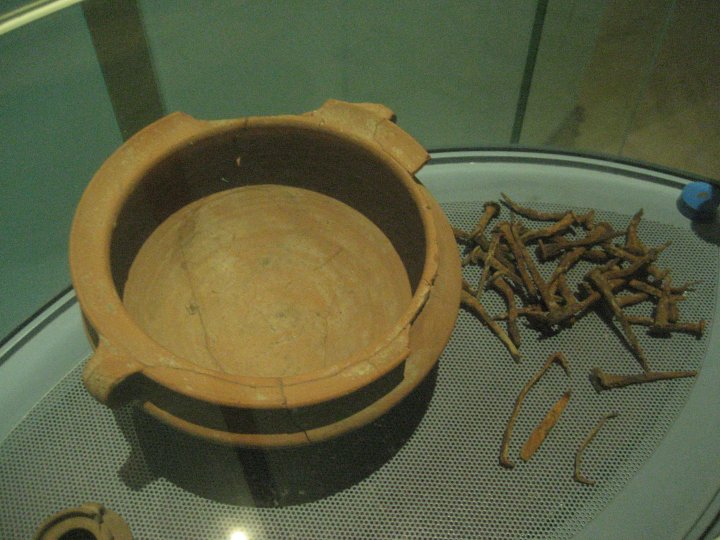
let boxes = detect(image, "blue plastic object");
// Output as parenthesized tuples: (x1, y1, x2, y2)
(679, 181, 720, 221)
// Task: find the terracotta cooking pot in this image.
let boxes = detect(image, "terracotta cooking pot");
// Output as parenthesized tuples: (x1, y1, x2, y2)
(70, 100, 461, 447)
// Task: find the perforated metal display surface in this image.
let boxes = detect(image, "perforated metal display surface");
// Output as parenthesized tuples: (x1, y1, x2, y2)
(0, 201, 716, 539)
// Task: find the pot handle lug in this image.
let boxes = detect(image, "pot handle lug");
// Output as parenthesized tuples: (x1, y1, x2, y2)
(83, 340, 142, 405)
(309, 99, 430, 175)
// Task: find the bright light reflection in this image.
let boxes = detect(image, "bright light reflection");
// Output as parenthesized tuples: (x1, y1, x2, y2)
(229, 530, 249, 540)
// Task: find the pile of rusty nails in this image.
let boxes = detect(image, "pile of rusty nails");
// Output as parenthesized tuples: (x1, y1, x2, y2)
(454, 194, 704, 482)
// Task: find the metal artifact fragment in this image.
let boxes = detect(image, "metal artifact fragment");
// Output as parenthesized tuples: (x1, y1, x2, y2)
(624, 209, 646, 255)
(625, 316, 705, 336)
(614, 292, 650, 308)
(538, 222, 622, 260)
(491, 276, 521, 347)
(520, 212, 577, 243)
(461, 290, 521, 362)
(500, 352, 570, 469)
(500, 193, 595, 229)
(453, 227, 471, 243)
(590, 367, 698, 390)
(520, 390, 572, 462)
(476, 233, 500, 302)
(586, 268, 649, 372)
(498, 222, 538, 297)
(574, 412, 619, 485)
(470, 201, 501, 243)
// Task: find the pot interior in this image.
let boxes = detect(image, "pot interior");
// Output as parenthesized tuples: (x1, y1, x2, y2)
(123, 185, 412, 377)
(110, 125, 428, 377)
(111, 126, 426, 298)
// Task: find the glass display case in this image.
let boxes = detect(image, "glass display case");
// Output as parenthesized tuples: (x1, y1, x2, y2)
(1, 1, 718, 538)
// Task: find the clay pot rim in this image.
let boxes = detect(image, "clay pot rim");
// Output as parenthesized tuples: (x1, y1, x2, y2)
(70, 104, 440, 409)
